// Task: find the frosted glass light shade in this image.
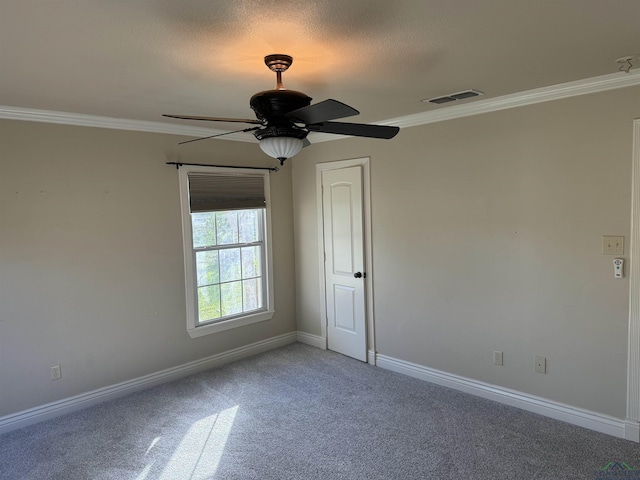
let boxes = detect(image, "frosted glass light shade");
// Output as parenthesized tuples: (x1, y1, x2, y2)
(259, 136, 304, 163)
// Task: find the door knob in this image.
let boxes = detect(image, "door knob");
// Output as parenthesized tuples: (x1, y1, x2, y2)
(354, 272, 366, 278)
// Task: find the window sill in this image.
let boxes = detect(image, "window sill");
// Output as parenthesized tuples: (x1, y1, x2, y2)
(187, 310, 275, 338)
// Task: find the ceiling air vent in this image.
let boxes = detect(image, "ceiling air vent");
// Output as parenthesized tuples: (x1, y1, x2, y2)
(423, 89, 484, 105)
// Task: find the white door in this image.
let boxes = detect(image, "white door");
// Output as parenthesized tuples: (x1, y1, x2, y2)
(322, 166, 367, 361)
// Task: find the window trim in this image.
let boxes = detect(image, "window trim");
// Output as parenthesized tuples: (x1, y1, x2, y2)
(178, 166, 275, 338)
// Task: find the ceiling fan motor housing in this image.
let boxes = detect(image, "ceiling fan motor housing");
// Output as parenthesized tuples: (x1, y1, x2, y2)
(250, 89, 312, 141)
(250, 89, 311, 123)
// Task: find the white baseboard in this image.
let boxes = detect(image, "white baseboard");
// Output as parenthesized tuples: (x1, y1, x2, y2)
(0, 332, 297, 435)
(5, 335, 630, 442)
(296, 331, 327, 349)
(376, 353, 632, 441)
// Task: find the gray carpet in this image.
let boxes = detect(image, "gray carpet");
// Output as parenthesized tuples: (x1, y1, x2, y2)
(0, 343, 638, 479)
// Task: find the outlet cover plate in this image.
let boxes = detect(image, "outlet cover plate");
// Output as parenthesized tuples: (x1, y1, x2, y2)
(535, 355, 546, 374)
(493, 351, 503, 366)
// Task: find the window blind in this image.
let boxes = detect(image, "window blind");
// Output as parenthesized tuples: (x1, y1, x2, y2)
(188, 173, 266, 212)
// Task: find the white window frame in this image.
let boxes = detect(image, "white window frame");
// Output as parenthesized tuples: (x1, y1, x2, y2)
(178, 165, 275, 338)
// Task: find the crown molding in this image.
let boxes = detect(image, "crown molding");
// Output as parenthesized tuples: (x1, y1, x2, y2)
(381, 69, 640, 131)
(0, 106, 257, 143)
(1, 70, 639, 143)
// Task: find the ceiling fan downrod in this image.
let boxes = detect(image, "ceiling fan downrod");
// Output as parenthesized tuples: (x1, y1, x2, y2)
(264, 54, 293, 90)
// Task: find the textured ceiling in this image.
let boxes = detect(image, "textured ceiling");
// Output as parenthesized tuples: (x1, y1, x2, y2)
(2, 0, 640, 129)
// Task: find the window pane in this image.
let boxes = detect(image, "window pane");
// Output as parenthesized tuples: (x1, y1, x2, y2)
(241, 246, 261, 278)
(191, 212, 216, 248)
(216, 211, 239, 245)
(243, 278, 262, 311)
(239, 210, 260, 243)
(198, 285, 220, 322)
(196, 251, 219, 286)
(219, 248, 241, 282)
(221, 281, 243, 316)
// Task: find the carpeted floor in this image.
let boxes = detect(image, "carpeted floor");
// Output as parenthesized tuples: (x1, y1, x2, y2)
(0, 343, 638, 479)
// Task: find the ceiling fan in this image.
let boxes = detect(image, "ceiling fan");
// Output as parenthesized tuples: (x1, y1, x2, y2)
(163, 54, 400, 165)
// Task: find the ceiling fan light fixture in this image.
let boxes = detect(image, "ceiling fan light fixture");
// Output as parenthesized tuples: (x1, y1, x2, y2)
(259, 136, 304, 165)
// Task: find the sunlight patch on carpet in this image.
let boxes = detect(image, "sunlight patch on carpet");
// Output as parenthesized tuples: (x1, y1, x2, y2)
(159, 406, 239, 480)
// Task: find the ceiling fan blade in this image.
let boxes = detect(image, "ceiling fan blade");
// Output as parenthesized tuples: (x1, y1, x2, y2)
(286, 99, 359, 125)
(178, 126, 260, 145)
(163, 114, 262, 125)
(307, 122, 399, 139)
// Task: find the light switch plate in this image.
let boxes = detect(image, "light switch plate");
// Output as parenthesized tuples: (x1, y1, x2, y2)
(602, 236, 624, 255)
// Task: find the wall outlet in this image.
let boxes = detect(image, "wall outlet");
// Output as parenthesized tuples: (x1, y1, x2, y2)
(493, 350, 503, 366)
(535, 356, 546, 374)
(50, 365, 61, 381)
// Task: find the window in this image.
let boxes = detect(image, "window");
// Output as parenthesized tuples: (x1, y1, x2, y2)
(179, 166, 274, 337)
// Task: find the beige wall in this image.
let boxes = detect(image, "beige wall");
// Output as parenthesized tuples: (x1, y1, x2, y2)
(292, 86, 640, 418)
(0, 121, 296, 417)
(2, 84, 638, 422)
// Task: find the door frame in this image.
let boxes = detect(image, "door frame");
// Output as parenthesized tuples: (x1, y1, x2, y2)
(627, 118, 640, 441)
(316, 157, 376, 364)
